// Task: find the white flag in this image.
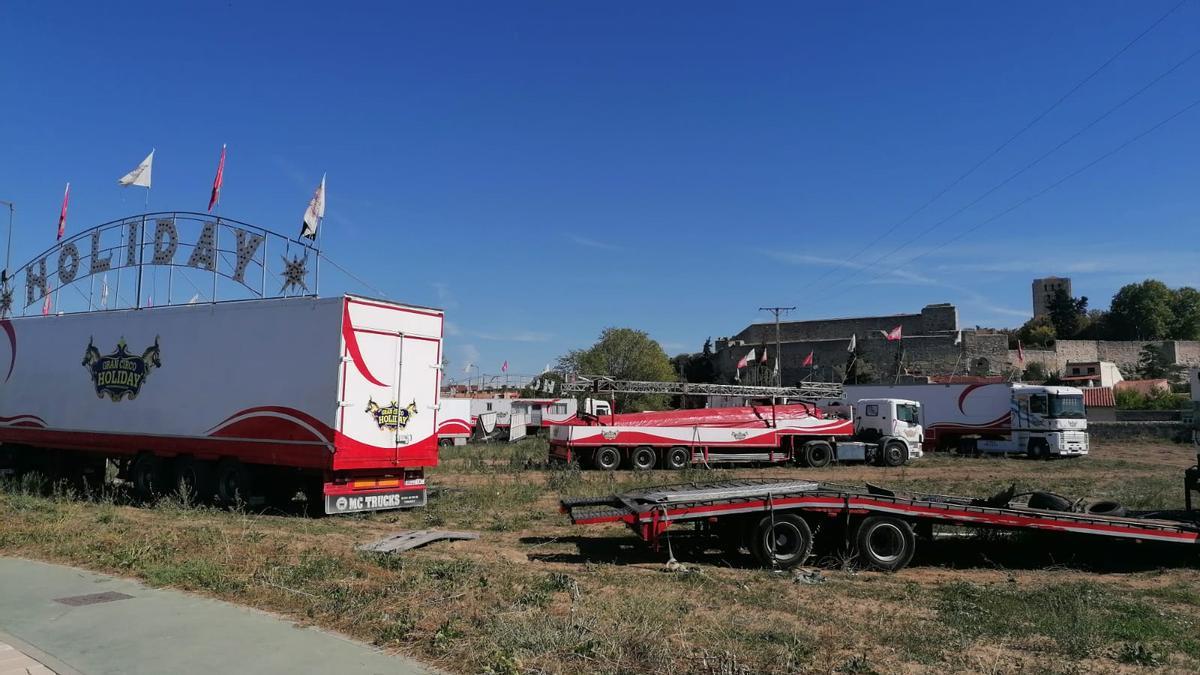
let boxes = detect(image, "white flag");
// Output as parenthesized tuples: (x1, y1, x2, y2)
(463, 361, 473, 374)
(847, 333, 857, 353)
(954, 331, 962, 345)
(100, 275, 109, 308)
(118, 150, 154, 188)
(300, 173, 326, 240)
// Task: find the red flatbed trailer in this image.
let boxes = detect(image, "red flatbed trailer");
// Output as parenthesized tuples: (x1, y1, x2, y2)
(561, 456, 1200, 570)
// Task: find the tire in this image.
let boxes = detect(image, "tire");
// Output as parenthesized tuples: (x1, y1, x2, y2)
(1086, 500, 1127, 518)
(129, 453, 164, 500)
(1027, 491, 1071, 511)
(215, 458, 252, 505)
(591, 446, 621, 472)
(172, 456, 215, 501)
(881, 441, 907, 467)
(438, 438, 454, 448)
(1027, 439, 1050, 460)
(663, 446, 691, 470)
(750, 514, 813, 569)
(855, 516, 916, 571)
(804, 441, 833, 468)
(628, 446, 656, 471)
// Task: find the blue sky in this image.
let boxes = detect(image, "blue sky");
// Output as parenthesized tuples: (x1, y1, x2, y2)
(3, 1, 1199, 380)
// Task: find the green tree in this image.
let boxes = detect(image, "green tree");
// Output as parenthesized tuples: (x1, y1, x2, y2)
(1109, 280, 1174, 339)
(1135, 343, 1182, 381)
(1047, 287, 1088, 339)
(1170, 287, 1200, 340)
(557, 327, 676, 411)
(844, 348, 875, 384)
(1021, 362, 1050, 382)
(1075, 309, 1110, 340)
(1016, 315, 1056, 349)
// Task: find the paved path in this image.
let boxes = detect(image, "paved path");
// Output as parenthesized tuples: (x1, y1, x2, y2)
(0, 558, 432, 675)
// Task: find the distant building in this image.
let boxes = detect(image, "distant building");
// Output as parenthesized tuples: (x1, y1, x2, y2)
(1061, 361, 1123, 388)
(1032, 276, 1072, 318)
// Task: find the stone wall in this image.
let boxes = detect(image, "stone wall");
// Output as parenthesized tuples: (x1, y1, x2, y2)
(1007, 339, 1200, 375)
(727, 304, 958, 346)
(716, 330, 1009, 385)
(1087, 421, 1188, 443)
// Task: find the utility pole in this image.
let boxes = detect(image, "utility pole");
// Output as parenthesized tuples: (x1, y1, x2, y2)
(759, 306, 795, 386)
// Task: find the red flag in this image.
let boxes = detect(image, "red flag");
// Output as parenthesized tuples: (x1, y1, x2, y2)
(760, 349, 768, 364)
(57, 182, 70, 240)
(208, 144, 226, 211)
(802, 351, 814, 367)
(886, 325, 902, 341)
(736, 348, 756, 369)
(41, 294, 51, 316)
(1017, 340, 1025, 364)
(501, 360, 509, 373)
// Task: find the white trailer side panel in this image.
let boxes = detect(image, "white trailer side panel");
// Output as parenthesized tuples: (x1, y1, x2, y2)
(0, 297, 341, 462)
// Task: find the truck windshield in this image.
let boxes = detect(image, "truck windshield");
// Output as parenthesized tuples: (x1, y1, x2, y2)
(896, 404, 919, 424)
(1049, 395, 1085, 419)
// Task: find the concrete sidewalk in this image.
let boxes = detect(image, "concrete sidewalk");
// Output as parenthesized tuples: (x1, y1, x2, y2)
(0, 558, 432, 675)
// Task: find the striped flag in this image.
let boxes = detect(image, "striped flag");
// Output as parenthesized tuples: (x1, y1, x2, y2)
(886, 325, 902, 341)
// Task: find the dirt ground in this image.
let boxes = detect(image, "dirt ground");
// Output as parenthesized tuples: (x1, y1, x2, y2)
(2, 438, 1199, 674)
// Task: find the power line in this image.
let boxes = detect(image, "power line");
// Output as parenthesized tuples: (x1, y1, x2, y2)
(827, 42, 1200, 286)
(806, 0, 1191, 288)
(841, 93, 1200, 294)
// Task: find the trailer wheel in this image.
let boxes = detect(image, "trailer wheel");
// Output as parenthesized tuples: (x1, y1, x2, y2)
(129, 453, 164, 500)
(627, 446, 656, 471)
(750, 514, 813, 569)
(855, 516, 916, 571)
(663, 446, 691, 470)
(591, 446, 621, 472)
(881, 441, 907, 467)
(804, 441, 833, 468)
(215, 459, 252, 505)
(438, 438, 454, 448)
(173, 456, 214, 502)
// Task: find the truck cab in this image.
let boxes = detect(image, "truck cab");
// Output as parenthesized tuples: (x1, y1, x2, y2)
(854, 398, 924, 450)
(995, 385, 1088, 457)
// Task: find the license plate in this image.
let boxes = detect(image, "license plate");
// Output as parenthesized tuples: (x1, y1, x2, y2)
(325, 490, 426, 514)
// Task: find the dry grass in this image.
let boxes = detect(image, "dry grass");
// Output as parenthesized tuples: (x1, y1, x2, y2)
(2, 437, 1199, 674)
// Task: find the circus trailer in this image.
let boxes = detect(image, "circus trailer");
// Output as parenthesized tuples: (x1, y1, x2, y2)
(843, 383, 1088, 458)
(437, 398, 475, 447)
(0, 211, 446, 514)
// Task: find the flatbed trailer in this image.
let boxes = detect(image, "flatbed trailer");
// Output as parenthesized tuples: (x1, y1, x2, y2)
(561, 457, 1200, 570)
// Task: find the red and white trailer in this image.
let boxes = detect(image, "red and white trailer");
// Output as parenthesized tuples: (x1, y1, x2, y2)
(842, 383, 1088, 457)
(562, 455, 1200, 570)
(437, 398, 475, 447)
(548, 399, 924, 470)
(0, 295, 443, 514)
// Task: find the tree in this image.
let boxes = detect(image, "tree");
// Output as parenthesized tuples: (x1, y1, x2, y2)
(844, 347, 875, 384)
(1074, 309, 1110, 340)
(557, 328, 676, 411)
(1016, 315, 1056, 349)
(1109, 280, 1174, 339)
(1021, 362, 1050, 382)
(1170, 287, 1200, 340)
(1136, 344, 1181, 381)
(1047, 287, 1087, 339)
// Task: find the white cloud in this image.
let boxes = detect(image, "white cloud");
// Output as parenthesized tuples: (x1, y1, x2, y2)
(444, 320, 462, 336)
(431, 282, 458, 309)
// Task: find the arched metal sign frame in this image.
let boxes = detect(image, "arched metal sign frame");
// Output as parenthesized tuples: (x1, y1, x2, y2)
(0, 212, 325, 318)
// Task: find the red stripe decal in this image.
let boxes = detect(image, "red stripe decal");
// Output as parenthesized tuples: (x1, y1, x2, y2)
(342, 308, 388, 387)
(0, 319, 14, 383)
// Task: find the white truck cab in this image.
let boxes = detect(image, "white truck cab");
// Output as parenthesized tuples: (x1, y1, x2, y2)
(854, 398, 924, 450)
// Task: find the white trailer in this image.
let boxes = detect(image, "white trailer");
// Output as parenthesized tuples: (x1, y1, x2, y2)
(437, 398, 475, 447)
(843, 383, 1088, 457)
(0, 295, 444, 513)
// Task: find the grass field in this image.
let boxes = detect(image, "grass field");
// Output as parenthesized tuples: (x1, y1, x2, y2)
(2, 438, 1199, 674)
